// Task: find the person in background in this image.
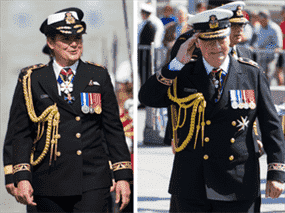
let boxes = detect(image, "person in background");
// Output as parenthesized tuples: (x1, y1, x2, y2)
(196, 2, 206, 13)
(218, 2, 253, 59)
(176, 5, 189, 38)
(161, 5, 178, 26)
(248, 11, 261, 48)
(253, 10, 283, 80)
(138, 3, 156, 89)
(276, 6, 285, 85)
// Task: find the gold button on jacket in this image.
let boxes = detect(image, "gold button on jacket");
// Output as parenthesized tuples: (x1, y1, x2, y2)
(204, 155, 209, 160)
(230, 138, 235, 143)
(229, 155, 234, 161)
(75, 116, 81, 121)
(76, 133, 81, 138)
(77, 150, 82, 156)
(205, 137, 210, 142)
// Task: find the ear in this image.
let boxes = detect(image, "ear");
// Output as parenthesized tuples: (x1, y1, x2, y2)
(47, 37, 55, 50)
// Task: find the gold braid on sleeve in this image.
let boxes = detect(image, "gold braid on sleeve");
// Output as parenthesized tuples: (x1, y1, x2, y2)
(168, 78, 206, 152)
(22, 65, 60, 166)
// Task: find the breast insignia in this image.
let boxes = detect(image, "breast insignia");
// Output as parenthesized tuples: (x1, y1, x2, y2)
(238, 57, 259, 68)
(86, 61, 105, 69)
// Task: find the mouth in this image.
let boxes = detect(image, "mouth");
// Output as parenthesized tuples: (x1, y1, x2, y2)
(69, 50, 78, 55)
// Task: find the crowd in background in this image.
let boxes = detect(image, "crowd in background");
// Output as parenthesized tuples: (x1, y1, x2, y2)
(137, 2, 285, 88)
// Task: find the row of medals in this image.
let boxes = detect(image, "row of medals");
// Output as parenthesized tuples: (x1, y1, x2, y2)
(81, 93, 102, 114)
(230, 90, 256, 109)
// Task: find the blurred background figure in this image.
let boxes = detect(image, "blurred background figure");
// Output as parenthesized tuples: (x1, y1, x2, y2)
(176, 5, 189, 37)
(253, 10, 283, 81)
(160, 4, 178, 26)
(276, 6, 285, 86)
(138, 3, 156, 94)
(248, 11, 261, 48)
(196, 2, 206, 13)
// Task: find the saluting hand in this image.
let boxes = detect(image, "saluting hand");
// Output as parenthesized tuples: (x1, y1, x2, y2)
(266, 180, 284, 199)
(176, 33, 200, 65)
(15, 180, 37, 206)
(115, 180, 131, 211)
(6, 183, 18, 196)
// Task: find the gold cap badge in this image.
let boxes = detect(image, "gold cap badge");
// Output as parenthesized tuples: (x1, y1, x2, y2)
(65, 12, 76, 24)
(209, 15, 219, 29)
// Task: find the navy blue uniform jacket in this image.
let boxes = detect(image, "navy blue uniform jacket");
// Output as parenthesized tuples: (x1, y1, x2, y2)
(139, 55, 285, 201)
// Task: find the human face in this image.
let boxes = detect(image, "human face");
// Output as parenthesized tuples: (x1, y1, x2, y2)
(230, 23, 246, 46)
(258, 15, 268, 28)
(47, 34, 83, 67)
(196, 36, 230, 68)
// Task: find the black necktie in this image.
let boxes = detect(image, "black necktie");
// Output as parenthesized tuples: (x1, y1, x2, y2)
(231, 48, 238, 60)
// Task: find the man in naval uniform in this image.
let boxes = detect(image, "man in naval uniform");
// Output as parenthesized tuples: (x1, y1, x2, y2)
(3, 7, 132, 212)
(165, 2, 264, 156)
(139, 8, 285, 212)
(218, 1, 254, 60)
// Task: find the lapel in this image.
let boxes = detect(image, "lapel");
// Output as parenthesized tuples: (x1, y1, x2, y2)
(37, 60, 76, 115)
(72, 60, 92, 101)
(209, 55, 244, 118)
(71, 60, 94, 114)
(183, 57, 216, 105)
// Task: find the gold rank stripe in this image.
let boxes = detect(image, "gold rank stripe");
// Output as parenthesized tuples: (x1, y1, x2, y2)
(13, 163, 31, 174)
(112, 161, 132, 171)
(200, 28, 230, 39)
(4, 165, 13, 175)
(230, 17, 248, 23)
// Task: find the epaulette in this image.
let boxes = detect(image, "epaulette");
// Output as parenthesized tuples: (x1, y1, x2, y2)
(238, 57, 259, 68)
(86, 61, 105, 69)
(19, 63, 46, 82)
(21, 63, 46, 73)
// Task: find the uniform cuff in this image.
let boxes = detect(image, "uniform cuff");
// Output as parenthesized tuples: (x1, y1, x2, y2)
(13, 163, 32, 186)
(267, 163, 285, 183)
(112, 161, 133, 181)
(168, 58, 185, 71)
(5, 174, 14, 185)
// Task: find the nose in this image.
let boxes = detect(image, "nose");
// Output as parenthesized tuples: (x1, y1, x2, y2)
(70, 40, 78, 47)
(213, 40, 222, 51)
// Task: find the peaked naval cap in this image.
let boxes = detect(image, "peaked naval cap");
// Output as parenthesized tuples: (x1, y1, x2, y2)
(40, 7, 86, 36)
(218, 1, 248, 24)
(192, 8, 233, 40)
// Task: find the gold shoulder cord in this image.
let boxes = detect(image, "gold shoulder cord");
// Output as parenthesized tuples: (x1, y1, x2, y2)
(22, 65, 60, 166)
(168, 78, 206, 152)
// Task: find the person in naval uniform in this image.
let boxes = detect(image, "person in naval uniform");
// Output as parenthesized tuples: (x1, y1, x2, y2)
(139, 8, 285, 212)
(3, 7, 132, 212)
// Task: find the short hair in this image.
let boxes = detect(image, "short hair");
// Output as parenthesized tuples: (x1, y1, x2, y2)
(141, 10, 151, 17)
(258, 10, 270, 19)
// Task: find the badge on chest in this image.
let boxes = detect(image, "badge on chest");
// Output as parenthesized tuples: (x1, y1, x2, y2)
(230, 90, 256, 110)
(80, 92, 102, 114)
